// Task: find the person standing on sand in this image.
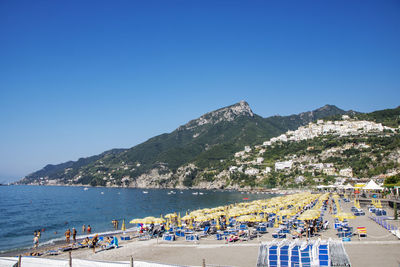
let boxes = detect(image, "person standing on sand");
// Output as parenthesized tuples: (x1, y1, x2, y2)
(72, 227, 77, 243)
(82, 224, 86, 234)
(92, 234, 98, 253)
(33, 235, 39, 249)
(65, 229, 71, 243)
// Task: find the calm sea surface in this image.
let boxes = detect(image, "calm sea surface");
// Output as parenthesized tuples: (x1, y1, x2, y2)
(0, 185, 275, 253)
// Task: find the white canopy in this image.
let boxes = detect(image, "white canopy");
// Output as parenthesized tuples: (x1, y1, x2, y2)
(363, 180, 384, 190)
(343, 183, 354, 189)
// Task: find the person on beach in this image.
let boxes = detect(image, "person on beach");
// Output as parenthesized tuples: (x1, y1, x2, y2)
(115, 220, 119, 230)
(65, 229, 71, 243)
(33, 230, 37, 237)
(87, 225, 92, 234)
(33, 235, 39, 249)
(72, 227, 77, 243)
(91, 234, 99, 253)
(82, 224, 86, 234)
(37, 229, 41, 239)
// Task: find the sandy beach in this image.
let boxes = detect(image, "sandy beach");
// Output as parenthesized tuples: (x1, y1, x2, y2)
(2, 193, 399, 267)
(9, 195, 392, 267)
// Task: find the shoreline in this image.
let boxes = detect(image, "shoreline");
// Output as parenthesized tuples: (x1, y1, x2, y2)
(2, 192, 399, 266)
(9, 183, 310, 193)
(0, 228, 139, 257)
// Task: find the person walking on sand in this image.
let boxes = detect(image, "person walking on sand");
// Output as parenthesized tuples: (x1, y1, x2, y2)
(65, 229, 71, 243)
(72, 227, 77, 243)
(82, 224, 86, 234)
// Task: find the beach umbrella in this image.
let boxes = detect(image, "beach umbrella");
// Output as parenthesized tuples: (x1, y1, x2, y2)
(142, 216, 157, 224)
(121, 219, 126, 231)
(188, 220, 194, 230)
(153, 218, 166, 224)
(129, 218, 142, 224)
(216, 219, 220, 230)
(195, 215, 212, 222)
(178, 213, 182, 227)
(236, 215, 255, 222)
(165, 213, 177, 219)
(182, 214, 194, 220)
(334, 212, 356, 221)
(298, 210, 320, 221)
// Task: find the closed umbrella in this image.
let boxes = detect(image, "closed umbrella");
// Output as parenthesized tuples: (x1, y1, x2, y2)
(121, 219, 126, 231)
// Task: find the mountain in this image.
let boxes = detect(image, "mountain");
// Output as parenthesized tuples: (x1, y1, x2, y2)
(264, 104, 349, 133)
(19, 101, 350, 187)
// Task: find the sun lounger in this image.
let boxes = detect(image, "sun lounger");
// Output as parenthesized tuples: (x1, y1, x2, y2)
(268, 245, 278, 267)
(163, 233, 176, 241)
(44, 249, 60, 256)
(138, 233, 151, 241)
(256, 225, 268, 234)
(290, 245, 300, 266)
(199, 226, 210, 238)
(300, 244, 312, 267)
(98, 236, 119, 252)
(185, 233, 199, 242)
(279, 244, 289, 267)
(318, 243, 329, 266)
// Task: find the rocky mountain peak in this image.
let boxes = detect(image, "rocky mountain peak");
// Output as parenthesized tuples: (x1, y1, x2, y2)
(180, 101, 254, 131)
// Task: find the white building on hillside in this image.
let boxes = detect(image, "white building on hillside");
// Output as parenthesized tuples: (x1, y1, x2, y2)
(275, 160, 293, 171)
(245, 168, 259, 176)
(339, 168, 353, 177)
(264, 167, 272, 174)
(256, 157, 264, 164)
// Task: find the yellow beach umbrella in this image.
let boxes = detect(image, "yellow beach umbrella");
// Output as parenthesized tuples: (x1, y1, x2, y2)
(153, 218, 166, 224)
(334, 212, 356, 221)
(142, 216, 157, 224)
(195, 215, 212, 222)
(216, 219, 220, 230)
(178, 213, 182, 227)
(182, 214, 194, 220)
(298, 210, 320, 221)
(129, 218, 142, 224)
(236, 215, 255, 222)
(121, 219, 126, 231)
(165, 213, 177, 219)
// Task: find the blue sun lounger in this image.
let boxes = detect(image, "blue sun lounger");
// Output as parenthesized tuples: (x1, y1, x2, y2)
(185, 233, 199, 241)
(162, 233, 176, 241)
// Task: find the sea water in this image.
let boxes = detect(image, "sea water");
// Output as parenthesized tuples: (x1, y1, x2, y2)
(0, 185, 274, 254)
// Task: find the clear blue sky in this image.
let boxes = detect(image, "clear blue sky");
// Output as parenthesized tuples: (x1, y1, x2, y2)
(1, 0, 399, 182)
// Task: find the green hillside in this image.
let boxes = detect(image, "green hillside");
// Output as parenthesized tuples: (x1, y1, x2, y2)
(19, 102, 350, 187)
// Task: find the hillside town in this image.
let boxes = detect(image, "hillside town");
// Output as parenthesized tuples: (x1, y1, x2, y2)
(229, 116, 399, 187)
